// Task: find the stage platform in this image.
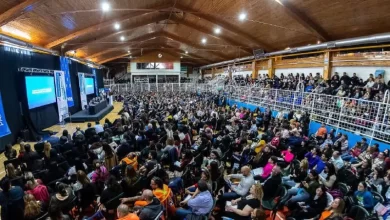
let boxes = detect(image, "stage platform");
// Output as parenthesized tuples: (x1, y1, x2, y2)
(65, 105, 114, 123)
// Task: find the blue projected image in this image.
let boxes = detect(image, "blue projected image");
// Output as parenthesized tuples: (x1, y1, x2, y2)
(85, 77, 95, 95)
(25, 76, 56, 109)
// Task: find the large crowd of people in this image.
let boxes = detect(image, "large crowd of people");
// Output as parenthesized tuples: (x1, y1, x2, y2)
(215, 72, 389, 102)
(1, 90, 390, 220)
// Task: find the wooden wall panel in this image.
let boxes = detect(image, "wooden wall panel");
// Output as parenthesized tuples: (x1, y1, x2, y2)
(332, 56, 390, 67)
(275, 57, 323, 68)
(132, 51, 179, 63)
(256, 60, 269, 70)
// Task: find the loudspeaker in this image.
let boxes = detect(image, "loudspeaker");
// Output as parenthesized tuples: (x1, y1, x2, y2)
(253, 49, 265, 59)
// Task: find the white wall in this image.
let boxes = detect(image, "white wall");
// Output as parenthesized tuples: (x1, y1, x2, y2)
(275, 68, 324, 77)
(332, 66, 390, 83)
(130, 62, 181, 75)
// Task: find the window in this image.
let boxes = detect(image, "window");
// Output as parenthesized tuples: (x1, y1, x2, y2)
(136, 62, 174, 70)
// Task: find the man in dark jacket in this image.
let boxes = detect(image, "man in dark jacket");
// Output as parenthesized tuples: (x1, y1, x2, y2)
(34, 136, 45, 157)
(138, 190, 163, 220)
(262, 165, 282, 201)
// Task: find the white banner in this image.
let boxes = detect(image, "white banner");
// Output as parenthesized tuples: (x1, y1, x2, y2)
(78, 72, 88, 110)
(54, 70, 69, 122)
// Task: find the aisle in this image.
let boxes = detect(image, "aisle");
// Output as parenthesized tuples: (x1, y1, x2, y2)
(0, 102, 123, 178)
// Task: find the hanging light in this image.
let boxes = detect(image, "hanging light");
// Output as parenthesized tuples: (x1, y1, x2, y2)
(214, 27, 221, 34)
(114, 22, 120, 30)
(238, 12, 247, 21)
(101, 2, 110, 12)
(201, 38, 207, 44)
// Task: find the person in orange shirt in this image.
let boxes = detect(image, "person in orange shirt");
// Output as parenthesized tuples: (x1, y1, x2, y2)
(120, 177, 170, 206)
(121, 152, 138, 170)
(319, 198, 345, 220)
(316, 123, 327, 140)
(117, 204, 139, 220)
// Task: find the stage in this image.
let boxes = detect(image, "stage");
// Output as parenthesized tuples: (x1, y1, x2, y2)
(65, 104, 114, 122)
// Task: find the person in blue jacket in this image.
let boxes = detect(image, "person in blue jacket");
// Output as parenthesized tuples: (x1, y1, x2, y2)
(354, 182, 374, 210)
(305, 147, 321, 169)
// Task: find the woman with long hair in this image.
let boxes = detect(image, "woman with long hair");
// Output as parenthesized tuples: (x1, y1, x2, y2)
(225, 184, 264, 219)
(319, 198, 345, 220)
(43, 142, 52, 162)
(102, 142, 118, 171)
(209, 160, 222, 182)
(24, 193, 44, 220)
(5, 163, 21, 179)
(76, 170, 95, 209)
(319, 163, 337, 189)
(121, 165, 139, 197)
(282, 158, 309, 187)
(18, 141, 26, 159)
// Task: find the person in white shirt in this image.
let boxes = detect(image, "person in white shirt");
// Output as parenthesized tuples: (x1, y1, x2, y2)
(330, 151, 344, 171)
(218, 166, 255, 208)
(95, 121, 104, 133)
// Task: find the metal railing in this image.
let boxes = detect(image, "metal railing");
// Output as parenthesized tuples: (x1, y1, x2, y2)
(224, 85, 390, 144)
(108, 83, 390, 144)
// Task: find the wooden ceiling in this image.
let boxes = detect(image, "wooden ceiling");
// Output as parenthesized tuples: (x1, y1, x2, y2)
(1, 0, 390, 68)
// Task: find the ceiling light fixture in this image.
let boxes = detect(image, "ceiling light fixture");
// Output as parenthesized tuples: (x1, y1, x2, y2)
(238, 12, 247, 21)
(317, 40, 321, 44)
(114, 22, 120, 30)
(214, 27, 221, 34)
(185, 50, 188, 54)
(1, 26, 31, 40)
(101, 2, 110, 12)
(120, 36, 125, 41)
(180, 56, 183, 58)
(201, 38, 207, 44)
(129, 56, 132, 58)
(158, 53, 162, 58)
(127, 50, 131, 53)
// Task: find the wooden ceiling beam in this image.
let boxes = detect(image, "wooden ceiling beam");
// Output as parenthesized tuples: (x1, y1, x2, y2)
(0, 0, 44, 27)
(160, 50, 206, 64)
(86, 32, 162, 59)
(174, 3, 274, 52)
(157, 48, 208, 64)
(275, 0, 330, 41)
(98, 53, 130, 64)
(171, 17, 253, 55)
(161, 31, 232, 60)
(45, 3, 171, 49)
(66, 14, 169, 51)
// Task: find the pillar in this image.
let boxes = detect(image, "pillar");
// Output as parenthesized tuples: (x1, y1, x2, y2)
(323, 51, 332, 80)
(251, 61, 258, 79)
(267, 58, 275, 78)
